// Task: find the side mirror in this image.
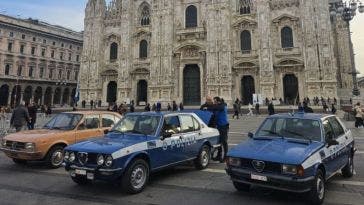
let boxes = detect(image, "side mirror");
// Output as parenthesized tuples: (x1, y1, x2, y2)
(248, 132, 254, 138)
(78, 123, 85, 130)
(104, 129, 109, 135)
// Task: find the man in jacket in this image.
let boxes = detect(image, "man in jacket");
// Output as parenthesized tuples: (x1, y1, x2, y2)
(354, 103, 363, 128)
(10, 101, 30, 132)
(27, 102, 37, 130)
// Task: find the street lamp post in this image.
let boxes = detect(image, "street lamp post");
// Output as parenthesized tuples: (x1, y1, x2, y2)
(330, 0, 364, 96)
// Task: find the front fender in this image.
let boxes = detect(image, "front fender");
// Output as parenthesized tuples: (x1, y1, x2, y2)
(120, 151, 151, 170)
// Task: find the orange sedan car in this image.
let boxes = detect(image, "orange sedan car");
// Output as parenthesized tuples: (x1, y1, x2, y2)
(0, 111, 121, 168)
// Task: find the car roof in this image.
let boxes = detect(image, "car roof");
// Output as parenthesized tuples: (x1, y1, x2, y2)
(268, 112, 334, 120)
(62, 111, 122, 116)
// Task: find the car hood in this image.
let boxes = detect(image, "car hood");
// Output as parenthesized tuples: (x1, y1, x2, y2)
(4, 129, 66, 142)
(65, 133, 149, 155)
(228, 138, 324, 165)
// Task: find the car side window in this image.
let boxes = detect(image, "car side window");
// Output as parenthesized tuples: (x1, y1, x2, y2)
(102, 114, 116, 128)
(163, 116, 181, 134)
(180, 115, 195, 133)
(323, 120, 334, 142)
(84, 115, 100, 129)
(328, 117, 345, 138)
(192, 117, 200, 131)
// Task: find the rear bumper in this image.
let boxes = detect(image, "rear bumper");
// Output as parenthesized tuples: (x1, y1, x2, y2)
(65, 164, 123, 181)
(226, 167, 314, 193)
(0, 147, 43, 160)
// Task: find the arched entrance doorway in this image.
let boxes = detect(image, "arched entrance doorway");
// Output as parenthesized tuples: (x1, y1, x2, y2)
(107, 81, 117, 103)
(0, 84, 9, 106)
(11, 85, 21, 107)
(137, 80, 148, 105)
(62, 88, 70, 105)
(34, 87, 43, 105)
(53, 87, 62, 105)
(241, 76, 255, 105)
(23, 86, 33, 105)
(183, 64, 201, 105)
(283, 74, 299, 105)
(44, 87, 52, 106)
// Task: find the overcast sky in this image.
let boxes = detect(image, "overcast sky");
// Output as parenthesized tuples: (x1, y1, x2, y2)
(0, 0, 363, 76)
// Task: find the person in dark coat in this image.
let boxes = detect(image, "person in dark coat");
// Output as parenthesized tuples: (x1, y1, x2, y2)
(172, 101, 178, 111)
(255, 103, 260, 115)
(167, 103, 172, 111)
(179, 102, 184, 111)
(130, 103, 135, 113)
(90, 100, 94, 110)
(10, 101, 30, 132)
(232, 101, 239, 119)
(268, 101, 275, 115)
(144, 103, 151, 111)
(156, 102, 162, 112)
(81, 100, 86, 108)
(27, 102, 37, 130)
(331, 104, 337, 115)
(151, 103, 156, 111)
(303, 102, 314, 113)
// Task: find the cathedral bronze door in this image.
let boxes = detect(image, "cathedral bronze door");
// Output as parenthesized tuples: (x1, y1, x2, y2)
(241, 76, 255, 105)
(107, 81, 117, 103)
(183, 65, 201, 106)
(137, 80, 148, 105)
(283, 74, 299, 105)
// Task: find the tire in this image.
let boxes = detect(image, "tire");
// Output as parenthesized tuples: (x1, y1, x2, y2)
(121, 158, 149, 194)
(71, 175, 89, 185)
(194, 145, 211, 170)
(233, 181, 250, 192)
(12, 158, 27, 164)
(45, 145, 65, 168)
(308, 170, 325, 205)
(342, 155, 354, 178)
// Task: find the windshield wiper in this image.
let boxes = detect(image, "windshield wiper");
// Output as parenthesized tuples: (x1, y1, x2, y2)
(282, 129, 312, 143)
(260, 130, 283, 139)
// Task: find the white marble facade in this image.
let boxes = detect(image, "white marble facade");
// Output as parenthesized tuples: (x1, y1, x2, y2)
(80, 0, 352, 106)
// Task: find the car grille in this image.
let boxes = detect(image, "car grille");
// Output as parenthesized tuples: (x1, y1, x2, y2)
(4, 141, 25, 150)
(74, 152, 97, 166)
(239, 158, 281, 174)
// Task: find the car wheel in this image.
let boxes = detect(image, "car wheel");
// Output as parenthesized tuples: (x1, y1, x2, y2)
(233, 181, 250, 192)
(71, 175, 89, 185)
(122, 158, 149, 194)
(45, 145, 64, 168)
(342, 155, 354, 178)
(194, 145, 211, 170)
(12, 158, 27, 165)
(308, 170, 325, 205)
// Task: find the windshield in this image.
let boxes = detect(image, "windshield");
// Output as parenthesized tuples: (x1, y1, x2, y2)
(44, 113, 82, 130)
(255, 118, 322, 142)
(111, 115, 161, 136)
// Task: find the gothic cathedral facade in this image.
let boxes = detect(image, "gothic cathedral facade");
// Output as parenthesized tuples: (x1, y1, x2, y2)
(80, 0, 352, 106)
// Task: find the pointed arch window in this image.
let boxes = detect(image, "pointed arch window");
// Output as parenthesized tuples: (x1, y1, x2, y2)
(281, 26, 294, 48)
(139, 40, 148, 59)
(239, 0, 252, 14)
(141, 6, 150, 26)
(185, 5, 197, 28)
(240, 30, 252, 52)
(110, 42, 118, 61)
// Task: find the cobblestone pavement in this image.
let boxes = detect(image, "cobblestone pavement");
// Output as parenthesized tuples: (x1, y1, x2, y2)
(0, 114, 364, 205)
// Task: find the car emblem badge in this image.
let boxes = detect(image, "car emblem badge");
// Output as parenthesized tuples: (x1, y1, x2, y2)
(78, 152, 88, 165)
(252, 160, 265, 173)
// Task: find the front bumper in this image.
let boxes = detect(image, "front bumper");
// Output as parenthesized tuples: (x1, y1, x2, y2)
(65, 164, 123, 181)
(226, 167, 314, 193)
(0, 147, 43, 160)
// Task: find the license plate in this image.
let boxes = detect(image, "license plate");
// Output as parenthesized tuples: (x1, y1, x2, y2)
(75, 169, 86, 175)
(251, 174, 267, 182)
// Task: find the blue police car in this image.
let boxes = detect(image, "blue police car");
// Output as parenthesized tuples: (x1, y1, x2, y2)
(64, 111, 220, 193)
(226, 113, 355, 205)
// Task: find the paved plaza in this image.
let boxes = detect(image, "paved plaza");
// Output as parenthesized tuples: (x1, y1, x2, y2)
(0, 115, 364, 205)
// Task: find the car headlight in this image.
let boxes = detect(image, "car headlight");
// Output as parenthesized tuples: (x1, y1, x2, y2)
(97, 154, 104, 166)
(25, 142, 35, 152)
(105, 155, 113, 167)
(64, 151, 70, 161)
(69, 152, 75, 162)
(282, 164, 304, 176)
(227, 157, 241, 167)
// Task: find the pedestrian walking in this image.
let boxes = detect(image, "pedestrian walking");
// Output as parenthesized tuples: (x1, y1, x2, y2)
(152, 103, 156, 111)
(10, 101, 30, 132)
(90, 100, 94, 110)
(247, 103, 254, 116)
(0, 106, 7, 132)
(331, 104, 337, 115)
(232, 101, 239, 119)
(145, 103, 151, 111)
(130, 103, 135, 113)
(27, 102, 37, 130)
(303, 102, 314, 113)
(167, 103, 172, 111)
(156, 102, 161, 112)
(255, 103, 260, 115)
(354, 103, 364, 128)
(323, 102, 329, 113)
(179, 102, 184, 111)
(268, 101, 275, 115)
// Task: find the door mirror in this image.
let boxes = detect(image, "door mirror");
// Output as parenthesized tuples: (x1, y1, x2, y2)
(248, 132, 254, 138)
(78, 123, 85, 130)
(104, 129, 109, 135)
